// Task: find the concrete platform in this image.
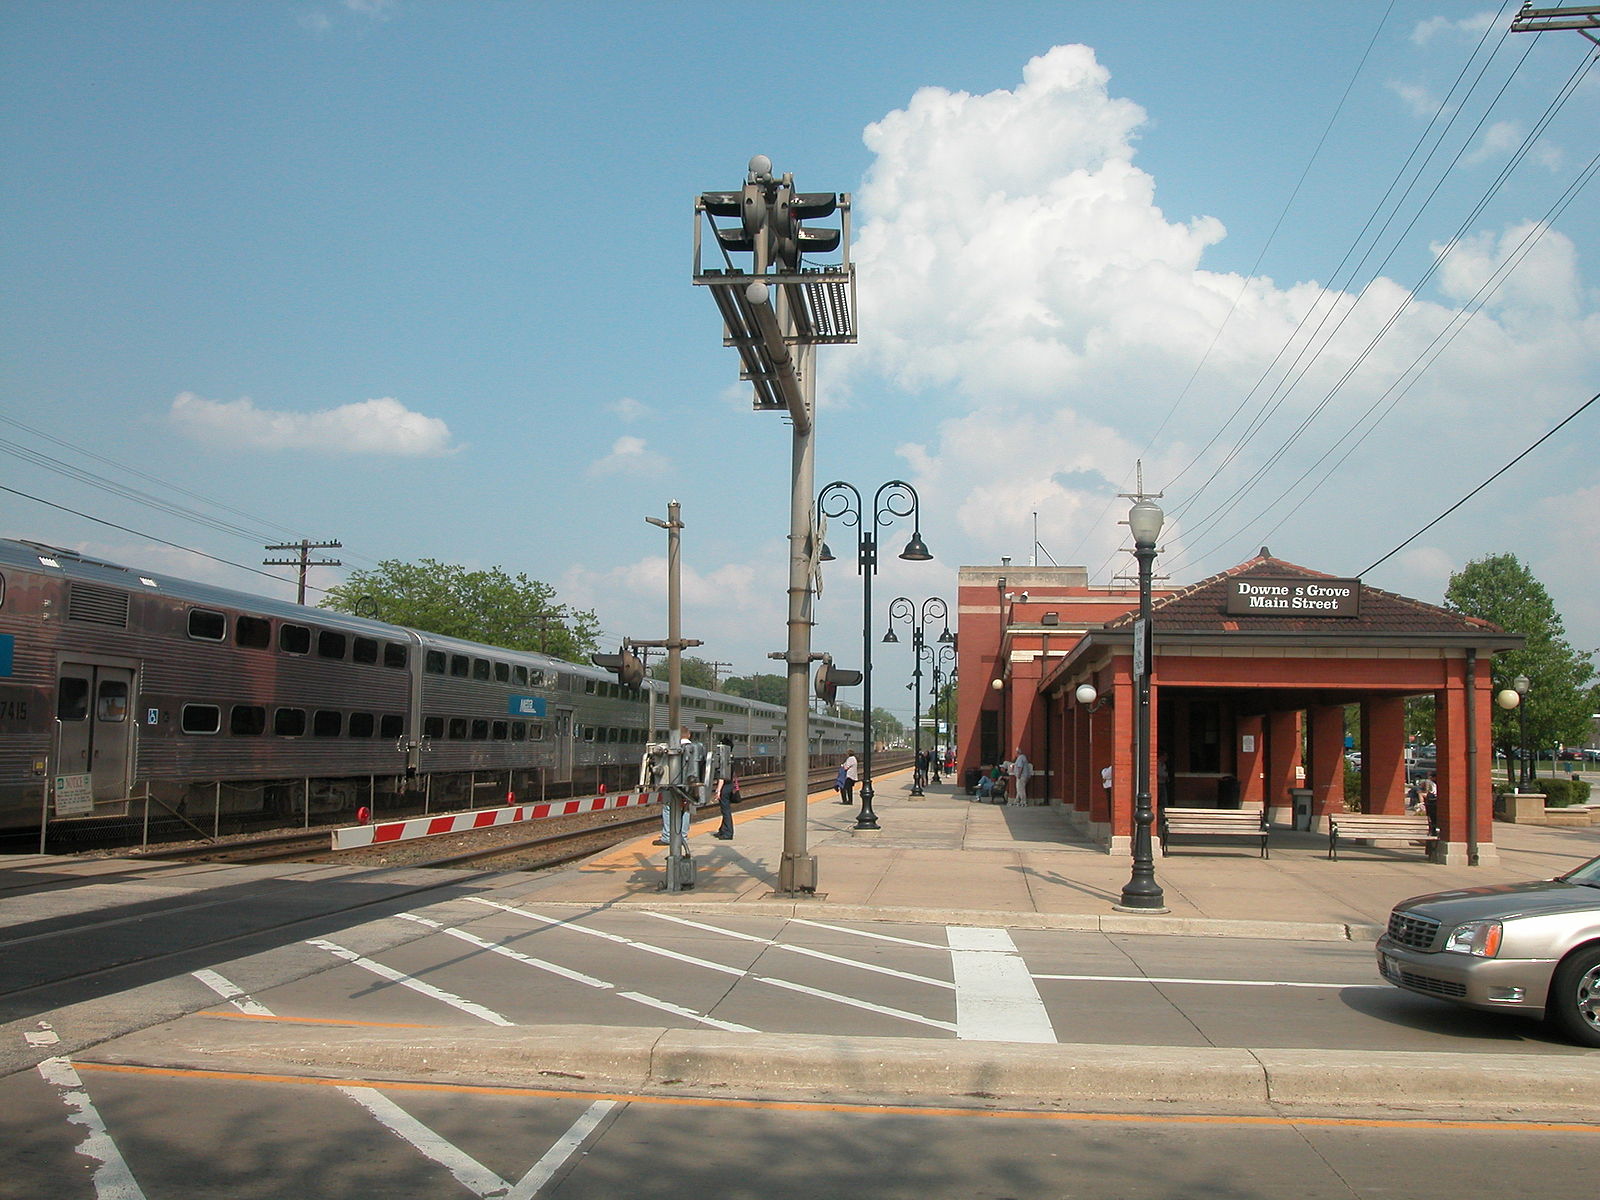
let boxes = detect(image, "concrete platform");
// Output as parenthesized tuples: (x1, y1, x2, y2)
(513, 770, 1600, 942)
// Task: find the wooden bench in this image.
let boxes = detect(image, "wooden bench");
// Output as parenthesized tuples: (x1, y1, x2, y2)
(1159, 808, 1269, 857)
(1327, 813, 1435, 860)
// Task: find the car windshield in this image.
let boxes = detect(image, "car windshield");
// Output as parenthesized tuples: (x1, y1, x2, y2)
(1558, 855, 1600, 887)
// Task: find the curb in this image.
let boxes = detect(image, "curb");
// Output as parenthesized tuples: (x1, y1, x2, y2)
(93, 1020, 1600, 1115)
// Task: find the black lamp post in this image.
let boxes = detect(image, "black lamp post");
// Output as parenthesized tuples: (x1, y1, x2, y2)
(885, 596, 954, 796)
(1514, 674, 1532, 789)
(818, 480, 931, 830)
(929, 645, 956, 783)
(1117, 497, 1166, 913)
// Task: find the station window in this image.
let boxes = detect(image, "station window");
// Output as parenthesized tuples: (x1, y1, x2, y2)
(425, 650, 446, 675)
(470, 719, 489, 740)
(274, 707, 307, 737)
(379, 714, 403, 739)
(279, 624, 311, 655)
(235, 616, 271, 649)
(491, 720, 508, 740)
(317, 631, 347, 660)
(447, 717, 468, 740)
(188, 609, 227, 641)
(231, 705, 266, 736)
(348, 712, 375, 738)
(384, 643, 408, 670)
(181, 704, 220, 734)
(450, 655, 469, 679)
(423, 716, 445, 739)
(352, 637, 379, 665)
(512, 666, 528, 686)
(472, 658, 490, 681)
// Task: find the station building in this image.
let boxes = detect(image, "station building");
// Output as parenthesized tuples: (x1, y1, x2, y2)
(956, 550, 1520, 866)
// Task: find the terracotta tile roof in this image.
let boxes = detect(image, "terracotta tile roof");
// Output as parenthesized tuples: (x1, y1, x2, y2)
(1105, 551, 1505, 636)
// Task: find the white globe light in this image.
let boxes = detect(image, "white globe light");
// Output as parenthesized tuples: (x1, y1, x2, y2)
(1075, 684, 1098, 706)
(1496, 689, 1521, 710)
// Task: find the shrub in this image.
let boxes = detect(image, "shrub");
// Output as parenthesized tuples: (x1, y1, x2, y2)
(1531, 778, 1591, 808)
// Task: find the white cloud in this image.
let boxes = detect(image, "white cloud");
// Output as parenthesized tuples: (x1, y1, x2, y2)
(1433, 222, 1582, 318)
(586, 435, 667, 478)
(1462, 120, 1523, 166)
(610, 397, 650, 422)
(1410, 12, 1498, 45)
(169, 393, 458, 456)
(1388, 80, 1442, 118)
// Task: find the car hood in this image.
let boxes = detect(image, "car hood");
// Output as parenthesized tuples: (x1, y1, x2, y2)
(1393, 879, 1600, 923)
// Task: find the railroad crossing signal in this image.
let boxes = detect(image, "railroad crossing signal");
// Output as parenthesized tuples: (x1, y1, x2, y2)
(590, 646, 645, 689)
(814, 654, 862, 704)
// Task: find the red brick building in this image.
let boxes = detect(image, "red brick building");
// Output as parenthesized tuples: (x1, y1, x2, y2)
(957, 551, 1519, 866)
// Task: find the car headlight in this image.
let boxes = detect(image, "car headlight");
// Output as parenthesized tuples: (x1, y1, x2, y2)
(1444, 920, 1503, 957)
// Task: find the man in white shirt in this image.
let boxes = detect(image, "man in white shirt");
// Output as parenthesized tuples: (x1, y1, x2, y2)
(1011, 748, 1034, 804)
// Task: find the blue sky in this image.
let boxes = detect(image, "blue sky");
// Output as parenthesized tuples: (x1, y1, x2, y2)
(4, 1, 1597, 722)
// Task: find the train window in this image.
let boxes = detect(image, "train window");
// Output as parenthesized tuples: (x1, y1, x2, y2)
(236, 616, 271, 649)
(494, 662, 509, 683)
(425, 650, 445, 674)
(96, 680, 129, 722)
(513, 666, 528, 686)
(348, 712, 375, 738)
(447, 718, 467, 740)
(57, 678, 90, 721)
(181, 704, 220, 734)
(530, 723, 544, 740)
(583, 725, 595, 743)
(528, 668, 546, 687)
(491, 720, 508, 740)
(450, 655, 469, 678)
(384, 643, 408, 670)
(584, 680, 596, 695)
(471, 719, 489, 740)
(313, 710, 342, 737)
(352, 637, 378, 665)
(423, 716, 444, 739)
(0, 573, 5, 607)
(379, 714, 403, 739)
(279, 624, 311, 654)
(510, 721, 527, 741)
(230, 705, 266, 736)
(188, 609, 227, 641)
(472, 658, 490, 681)
(317, 631, 347, 660)
(274, 708, 307, 737)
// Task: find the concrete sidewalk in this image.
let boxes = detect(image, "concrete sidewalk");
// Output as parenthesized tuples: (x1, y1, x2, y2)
(514, 770, 1600, 942)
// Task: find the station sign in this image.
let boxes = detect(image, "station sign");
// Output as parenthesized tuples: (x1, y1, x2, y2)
(508, 695, 548, 718)
(1224, 577, 1361, 617)
(54, 774, 94, 817)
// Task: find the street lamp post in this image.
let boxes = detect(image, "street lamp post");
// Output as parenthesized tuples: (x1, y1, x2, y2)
(818, 480, 932, 830)
(928, 645, 956, 784)
(885, 597, 953, 797)
(1117, 496, 1166, 913)
(1514, 674, 1532, 789)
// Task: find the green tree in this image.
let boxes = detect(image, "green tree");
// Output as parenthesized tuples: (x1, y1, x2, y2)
(723, 673, 787, 706)
(319, 558, 600, 662)
(872, 707, 906, 747)
(1444, 553, 1596, 758)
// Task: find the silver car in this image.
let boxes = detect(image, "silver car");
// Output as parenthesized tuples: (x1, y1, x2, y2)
(1376, 853, 1600, 1047)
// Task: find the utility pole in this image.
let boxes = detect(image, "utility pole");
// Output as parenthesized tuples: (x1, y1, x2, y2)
(706, 660, 734, 691)
(264, 539, 342, 605)
(695, 155, 855, 893)
(1509, 3, 1600, 44)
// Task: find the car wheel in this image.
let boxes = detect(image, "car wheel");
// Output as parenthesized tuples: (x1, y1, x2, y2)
(1547, 945, 1600, 1048)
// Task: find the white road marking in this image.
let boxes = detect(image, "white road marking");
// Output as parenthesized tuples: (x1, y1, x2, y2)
(341, 1087, 614, 1199)
(1032, 973, 1388, 989)
(947, 927, 1056, 1044)
(646, 912, 954, 989)
(404, 911, 754, 1032)
(191, 968, 275, 1016)
(788, 917, 947, 949)
(475, 901, 953, 1031)
(36, 1054, 146, 1200)
(307, 937, 514, 1026)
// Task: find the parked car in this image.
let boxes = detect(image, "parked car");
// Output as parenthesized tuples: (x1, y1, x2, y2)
(1376, 854, 1600, 1046)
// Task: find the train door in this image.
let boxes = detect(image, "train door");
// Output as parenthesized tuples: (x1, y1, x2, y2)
(554, 708, 574, 782)
(56, 662, 135, 802)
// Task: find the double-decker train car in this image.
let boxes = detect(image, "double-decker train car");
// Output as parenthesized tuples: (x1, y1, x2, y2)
(0, 539, 855, 845)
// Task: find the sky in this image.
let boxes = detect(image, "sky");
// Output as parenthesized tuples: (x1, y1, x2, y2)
(4, 1, 1598, 725)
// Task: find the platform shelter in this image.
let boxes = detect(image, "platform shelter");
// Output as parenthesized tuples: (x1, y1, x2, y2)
(957, 551, 1521, 866)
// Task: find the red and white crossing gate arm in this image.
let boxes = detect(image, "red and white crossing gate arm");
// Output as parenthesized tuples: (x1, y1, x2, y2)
(331, 789, 661, 851)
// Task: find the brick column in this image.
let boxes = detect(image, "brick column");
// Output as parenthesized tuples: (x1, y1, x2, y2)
(1236, 714, 1265, 810)
(1434, 660, 1498, 866)
(1307, 705, 1345, 834)
(1361, 697, 1407, 814)
(1265, 710, 1302, 826)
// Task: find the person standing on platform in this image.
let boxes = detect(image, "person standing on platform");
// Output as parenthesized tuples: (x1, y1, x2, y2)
(839, 751, 858, 805)
(657, 728, 701, 845)
(1011, 748, 1033, 804)
(712, 737, 736, 840)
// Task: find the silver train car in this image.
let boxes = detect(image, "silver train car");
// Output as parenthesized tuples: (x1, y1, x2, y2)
(0, 539, 856, 845)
